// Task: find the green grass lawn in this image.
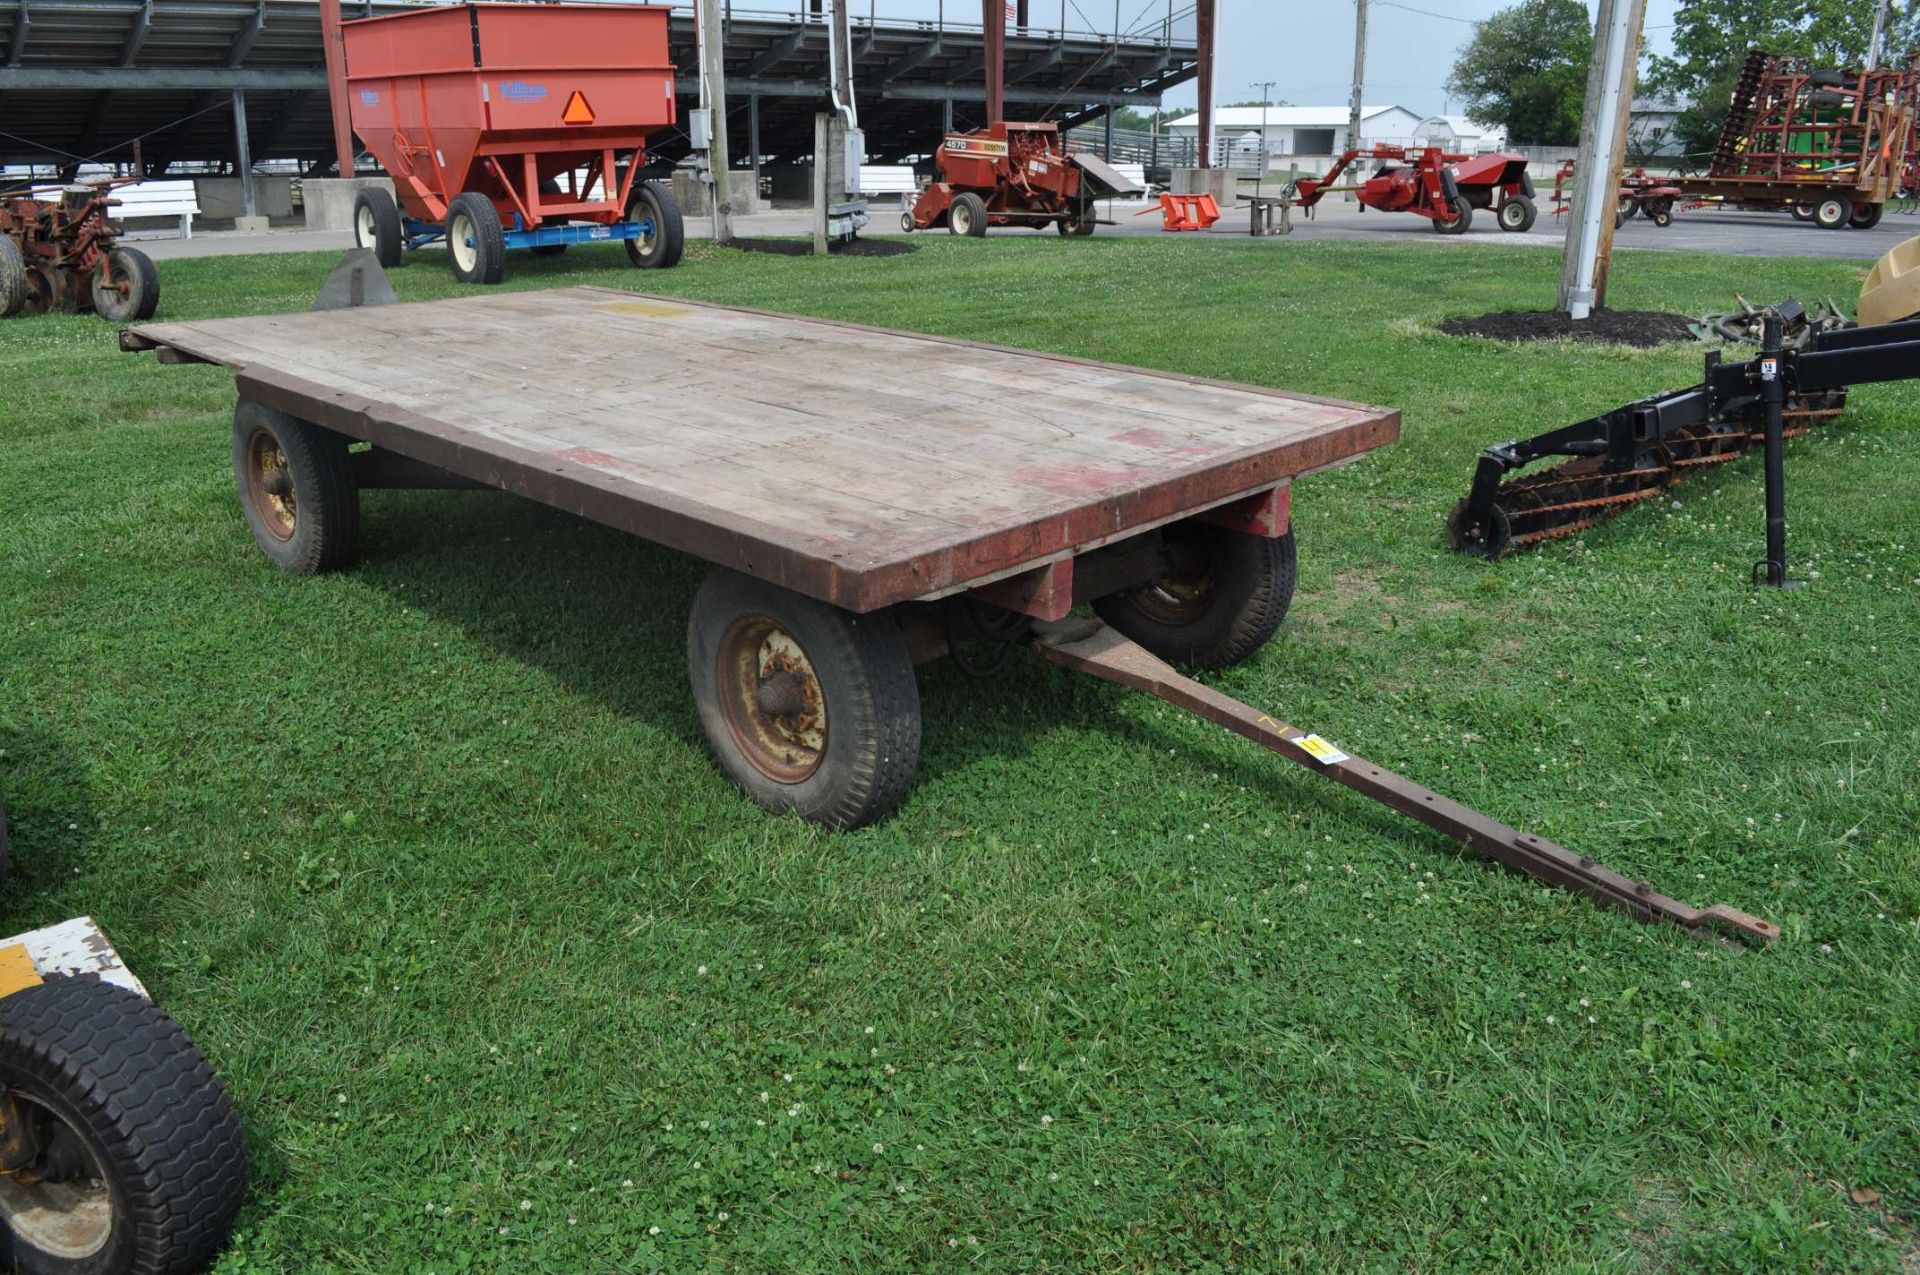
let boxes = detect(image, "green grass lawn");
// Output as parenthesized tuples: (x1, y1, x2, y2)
(2, 233, 1917, 1272)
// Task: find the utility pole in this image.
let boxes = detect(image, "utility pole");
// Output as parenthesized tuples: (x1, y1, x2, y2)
(1557, 0, 1646, 319)
(697, 0, 735, 243)
(1345, 0, 1367, 200)
(1867, 0, 1890, 69)
(1253, 80, 1276, 198)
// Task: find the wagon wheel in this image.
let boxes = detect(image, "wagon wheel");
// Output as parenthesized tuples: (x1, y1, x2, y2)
(1496, 194, 1537, 233)
(625, 180, 684, 269)
(353, 187, 404, 269)
(0, 238, 24, 318)
(1093, 524, 1297, 670)
(1615, 196, 1640, 228)
(90, 247, 158, 323)
(231, 399, 360, 574)
(1431, 195, 1472, 235)
(0, 976, 246, 1275)
(1791, 202, 1817, 222)
(688, 570, 920, 829)
(446, 192, 507, 285)
(1850, 202, 1884, 230)
(1814, 194, 1854, 230)
(1056, 201, 1096, 236)
(1645, 197, 1675, 228)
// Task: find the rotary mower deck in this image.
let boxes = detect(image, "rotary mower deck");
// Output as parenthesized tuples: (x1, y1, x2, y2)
(1291, 144, 1538, 234)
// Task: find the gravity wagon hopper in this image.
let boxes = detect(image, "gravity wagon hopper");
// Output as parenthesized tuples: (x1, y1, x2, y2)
(325, 2, 685, 284)
(123, 287, 1777, 947)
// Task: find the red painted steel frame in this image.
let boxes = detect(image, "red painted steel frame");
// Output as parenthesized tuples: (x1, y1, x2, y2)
(327, 3, 675, 226)
(1294, 144, 1529, 223)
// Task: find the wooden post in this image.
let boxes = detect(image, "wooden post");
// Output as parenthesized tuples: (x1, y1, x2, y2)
(1344, 0, 1366, 199)
(697, 0, 734, 242)
(1195, 0, 1214, 166)
(1557, 0, 1646, 317)
(316, 0, 354, 177)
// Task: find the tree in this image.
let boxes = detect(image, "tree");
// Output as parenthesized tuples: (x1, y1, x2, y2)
(1446, 0, 1592, 145)
(1648, 0, 1920, 160)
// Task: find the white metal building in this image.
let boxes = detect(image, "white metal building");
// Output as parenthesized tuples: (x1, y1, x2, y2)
(1164, 104, 1424, 160)
(1412, 115, 1508, 153)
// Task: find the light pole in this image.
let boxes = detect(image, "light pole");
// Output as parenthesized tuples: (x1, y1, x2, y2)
(1253, 79, 1277, 198)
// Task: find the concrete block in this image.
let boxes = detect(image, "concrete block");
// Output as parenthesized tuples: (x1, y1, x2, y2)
(301, 176, 398, 232)
(1171, 167, 1237, 205)
(232, 215, 271, 233)
(671, 169, 762, 217)
(194, 175, 293, 220)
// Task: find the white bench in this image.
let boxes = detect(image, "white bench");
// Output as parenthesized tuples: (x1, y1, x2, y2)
(859, 165, 921, 197)
(110, 180, 200, 239)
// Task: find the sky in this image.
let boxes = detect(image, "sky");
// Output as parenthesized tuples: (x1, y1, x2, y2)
(864, 0, 1685, 120)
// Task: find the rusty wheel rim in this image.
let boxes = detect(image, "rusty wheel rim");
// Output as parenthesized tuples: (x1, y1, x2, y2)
(243, 428, 297, 542)
(1127, 570, 1216, 627)
(0, 1095, 113, 1261)
(716, 615, 828, 785)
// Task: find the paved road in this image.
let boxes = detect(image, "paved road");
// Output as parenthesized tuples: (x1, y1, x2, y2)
(136, 199, 1919, 263)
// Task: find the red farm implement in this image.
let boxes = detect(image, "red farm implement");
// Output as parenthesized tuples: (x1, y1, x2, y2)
(324, 2, 684, 284)
(1291, 144, 1538, 234)
(1549, 161, 1683, 228)
(1673, 50, 1919, 229)
(902, 121, 1143, 237)
(0, 178, 158, 322)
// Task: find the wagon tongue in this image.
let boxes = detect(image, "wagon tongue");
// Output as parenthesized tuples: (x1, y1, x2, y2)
(1028, 619, 1779, 946)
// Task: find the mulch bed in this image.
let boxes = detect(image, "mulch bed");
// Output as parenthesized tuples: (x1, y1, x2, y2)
(1438, 308, 1695, 348)
(725, 237, 917, 258)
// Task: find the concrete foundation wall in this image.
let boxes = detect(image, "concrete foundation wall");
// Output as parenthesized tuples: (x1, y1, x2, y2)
(670, 169, 762, 218)
(301, 177, 398, 232)
(195, 175, 293, 220)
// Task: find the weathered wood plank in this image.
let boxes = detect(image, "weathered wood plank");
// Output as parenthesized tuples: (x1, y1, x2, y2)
(133, 287, 1400, 611)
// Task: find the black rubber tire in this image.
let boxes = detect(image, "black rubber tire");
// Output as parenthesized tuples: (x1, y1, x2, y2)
(1815, 194, 1853, 230)
(688, 570, 920, 830)
(0, 976, 246, 1275)
(1432, 196, 1472, 235)
(446, 192, 506, 284)
(1094, 526, 1297, 670)
(90, 248, 158, 324)
(1496, 194, 1537, 233)
(1056, 202, 1096, 236)
(949, 192, 988, 237)
(1614, 197, 1640, 229)
(352, 187, 403, 269)
(625, 180, 684, 269)
(1850, 202, 1884, 230)
(899, 211, 915, 233)
(1791, 203, 1817, 222)
(0, 237, 25, 319)
(231, 399, 359, 574)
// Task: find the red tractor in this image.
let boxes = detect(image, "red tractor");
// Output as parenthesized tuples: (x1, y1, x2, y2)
(1292, 144, 1537, 234)
(903, 120, 1141, 237)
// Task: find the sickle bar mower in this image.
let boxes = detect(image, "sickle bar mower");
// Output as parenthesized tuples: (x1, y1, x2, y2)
(1292, 144, 1538, 234)
(1448, 302, 1920, 559)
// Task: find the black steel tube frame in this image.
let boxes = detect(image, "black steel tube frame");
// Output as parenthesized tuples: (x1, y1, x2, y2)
(1455, 309, 1920, 550)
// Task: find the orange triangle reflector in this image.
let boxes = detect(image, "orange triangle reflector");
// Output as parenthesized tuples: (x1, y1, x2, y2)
(562, 91, 594, 125)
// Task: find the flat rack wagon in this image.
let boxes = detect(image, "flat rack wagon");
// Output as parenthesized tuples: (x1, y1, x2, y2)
(121, 287, 1779, 945)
